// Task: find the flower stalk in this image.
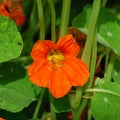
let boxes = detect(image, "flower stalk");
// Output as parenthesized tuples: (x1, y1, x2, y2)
(33, 88, 46, 119)
(71, 0, 101, 119)
(36, 0, 45, 39)
(49, 92, 56, 120)
(59, 0, 71, 38)
(48, 0, 56, 42)
(105, 52, 116, 82)
(81, 0, 101, 68)
(101, 0, 107, 7)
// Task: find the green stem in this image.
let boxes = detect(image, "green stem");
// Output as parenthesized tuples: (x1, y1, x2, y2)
(59, 0, 71, 38)
(33, 88, 46, 119)
(86, 88, 120, 98)
(29, 1, 37, 26)
(101, 0, 107, 7)
(49, 92, 56, 120)
(96, 50, 107, 71)
(72, 109, 81, 120)
(71, 0, 101, 119)
(76, 28, 97, 119)
(105, 52, 116, 82)
(104, 49, 110, 74)
(70, 87, 82, 109)
(48, 0, 56, 42)
(36, 0, 45, 39)
(89, 33, 97, 88)
(81, 0, 101, 68)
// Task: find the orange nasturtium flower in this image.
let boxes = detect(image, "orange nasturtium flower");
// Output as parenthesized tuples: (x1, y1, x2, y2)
(28, 35, 90, 98)
(0, 118, 5, 120)
(0, 0, 25, 25)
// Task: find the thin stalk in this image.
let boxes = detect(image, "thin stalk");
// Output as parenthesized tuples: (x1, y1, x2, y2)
(70, 87, 82, 109)
(33, 88, 46, 119)
(72, 0, 101, 119)
(49, 92, 56, 120)
(101, 0, 107, 7)
(72, 109, 81, 120)
(104, 49, 110, 74)
(36, 0, 45, 39)
(105, 52, 116, 82)
(86, 88, 120, 98)
(76, 29, 97, 119)
(89, 34, 97, 88)
(48, 0, 56, 42)
(59, 0, 71, 38)
(96, 50, 107, 71)
(81, 0, 101, 68)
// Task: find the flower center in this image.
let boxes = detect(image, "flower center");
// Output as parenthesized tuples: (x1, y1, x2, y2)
(47, 49, 65, 68)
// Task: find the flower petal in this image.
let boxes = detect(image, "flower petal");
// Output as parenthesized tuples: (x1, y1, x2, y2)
(31, 40, 56, 61)
(63, 57, 90, 86)
(28, 58, 46, 76)
(28, 59, 51, 87)
(0, 0, 25, 26)
(56, 34, 80, 57)
(48, 67, 72, 98)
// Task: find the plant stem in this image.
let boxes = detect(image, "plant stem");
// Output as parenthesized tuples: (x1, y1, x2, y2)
(70, 87, 82, 109)
(105, 52, 116, 82)
(96, 50, 107, 70)
(33, 88, 46, 119)
(101, 0, 107, 7)
(59, 0, 71, 38)
(105, 50, 110, 73)
(48, 0, 56, 42)
(72, 109, 81, 120)
(72, 0, 101, 119)
(86, 88, 120, 98)
(89, 33, 97, 88)
(76, 28, 97, 119)
(81, 0, 101, 68)
(49, 92, 56, 120)
(36, 0, 45, 39)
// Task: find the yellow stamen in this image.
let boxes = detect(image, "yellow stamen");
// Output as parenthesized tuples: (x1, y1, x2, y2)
(47, 49, 65, 68)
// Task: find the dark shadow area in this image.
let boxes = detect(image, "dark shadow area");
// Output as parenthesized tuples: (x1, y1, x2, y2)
(0, 62, 26, 85)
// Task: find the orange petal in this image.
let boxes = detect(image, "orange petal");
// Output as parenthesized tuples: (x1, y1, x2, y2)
(0, 0, 25, 26)
(0, 3, 10, 17)
(31, 40, 56, 61)
(48, 67, 72, 98)
(56, 34, 80, 57)
(12, 8, 25, 25)
(64, 57, 90, 86)
(28, 58, 47, 76)
(28, 60, 51, 87)
(0, 118, 5, 120)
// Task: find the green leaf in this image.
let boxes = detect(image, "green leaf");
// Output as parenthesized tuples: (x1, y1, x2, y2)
(72, 5, 120, 56)
(32, 84, 41, 98)
(112, 59, 120, 84)
(52, 95, 70, 113)
(0, 16, 23, 63)
(78, 28, 111, 48)
(0, 62, 35, 112)
(78, 22, 120, 56)
(91, 82, 120, 120)
(98, 22, 120, 55)
(72, 5, 116, 28)
(72, 5, 92, 28)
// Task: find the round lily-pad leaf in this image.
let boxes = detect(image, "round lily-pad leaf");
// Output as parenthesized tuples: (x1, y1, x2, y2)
(91, 82, 120, 120)
(0, 16, 23, 63)
(0, 62, 35, 112)
(99, 22, 120, 55)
